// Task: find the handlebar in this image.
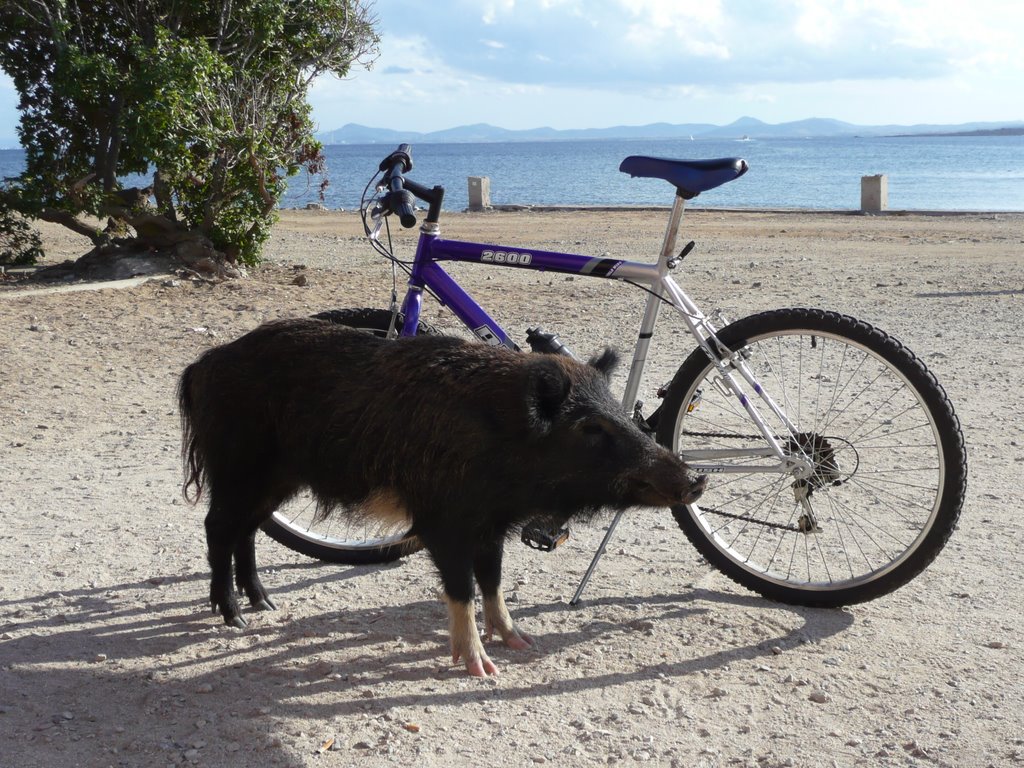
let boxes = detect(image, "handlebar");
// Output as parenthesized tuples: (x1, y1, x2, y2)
(380, 144, 417, 228)
(376, 144, 445, 228)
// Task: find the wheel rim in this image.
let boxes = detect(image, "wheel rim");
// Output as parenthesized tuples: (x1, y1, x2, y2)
(270, 490, 415, 552)
(673, 327, 946, 593)
(268, 310, 419, 555)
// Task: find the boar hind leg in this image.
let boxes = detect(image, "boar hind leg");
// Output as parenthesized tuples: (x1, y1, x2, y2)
(475, 539, 535, 652)
(444, 596, 496, 678)
(234, 529, 276, 612)
(205, 482, 285, 628)
(205, 502, 247, 627)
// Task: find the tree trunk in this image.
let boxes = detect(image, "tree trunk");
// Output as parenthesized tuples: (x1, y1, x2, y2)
(153, 170, 177, 222)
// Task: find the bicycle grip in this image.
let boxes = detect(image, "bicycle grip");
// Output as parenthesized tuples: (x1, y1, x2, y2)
(390, 189, 418, 228)
(380, 144, 413, 174)
(380, 144, 416, 226)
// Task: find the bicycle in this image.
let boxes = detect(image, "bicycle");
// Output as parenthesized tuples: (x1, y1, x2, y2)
(262, 144, 966, 608)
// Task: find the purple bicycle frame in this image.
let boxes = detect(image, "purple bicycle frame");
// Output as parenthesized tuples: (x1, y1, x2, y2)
(399, 228, 652, 349)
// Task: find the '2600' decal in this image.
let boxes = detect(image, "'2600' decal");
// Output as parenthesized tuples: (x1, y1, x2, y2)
(481, 250, 532, 265)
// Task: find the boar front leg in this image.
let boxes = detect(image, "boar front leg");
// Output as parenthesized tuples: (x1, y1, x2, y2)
(475, 538, 535, 653)
(422, 533, 497, 677)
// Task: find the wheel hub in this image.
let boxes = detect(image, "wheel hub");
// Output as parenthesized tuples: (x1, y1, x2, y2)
(786, 432, 842, 490)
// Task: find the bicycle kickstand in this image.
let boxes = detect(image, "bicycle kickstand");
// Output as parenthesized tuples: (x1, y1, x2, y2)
(569, 508, 627, 605)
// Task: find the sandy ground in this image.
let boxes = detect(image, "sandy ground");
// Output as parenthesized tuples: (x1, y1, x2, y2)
(1, 206, 1022, 768)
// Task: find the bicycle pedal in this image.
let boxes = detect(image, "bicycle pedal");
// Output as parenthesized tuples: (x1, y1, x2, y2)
(521, 522, 570, 552)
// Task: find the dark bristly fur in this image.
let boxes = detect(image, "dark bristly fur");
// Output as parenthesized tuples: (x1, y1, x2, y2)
(178, 318, 704, 674)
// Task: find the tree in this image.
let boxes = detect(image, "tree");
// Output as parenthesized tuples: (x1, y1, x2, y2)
(0, 0, 378, 268)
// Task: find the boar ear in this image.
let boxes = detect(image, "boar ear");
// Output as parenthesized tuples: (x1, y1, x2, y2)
(587, 348, 619, 381)
(527, 357, 572, 431)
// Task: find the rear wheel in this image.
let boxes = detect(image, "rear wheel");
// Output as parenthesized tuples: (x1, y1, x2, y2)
(260, 308, 433, 564)
(656, 308, 966, 606)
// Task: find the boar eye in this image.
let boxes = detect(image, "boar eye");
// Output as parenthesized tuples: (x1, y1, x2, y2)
(580, 421, 609, 438)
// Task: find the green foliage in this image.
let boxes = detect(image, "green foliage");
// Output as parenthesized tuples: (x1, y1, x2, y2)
(0, 189, 43, 266)
(0, 1, 378, 265)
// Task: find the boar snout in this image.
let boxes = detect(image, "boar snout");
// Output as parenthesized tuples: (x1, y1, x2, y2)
(683, 474, 707, 505)
(626, 452, 707, 508)
(632, 472, 706, 507)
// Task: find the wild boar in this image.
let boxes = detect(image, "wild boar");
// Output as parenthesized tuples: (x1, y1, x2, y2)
(179, 318, 704, 675)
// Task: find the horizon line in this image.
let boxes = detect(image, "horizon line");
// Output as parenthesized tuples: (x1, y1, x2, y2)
(319, 115, 1024, 131)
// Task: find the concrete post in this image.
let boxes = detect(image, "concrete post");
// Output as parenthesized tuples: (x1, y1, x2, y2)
(861, 174, 888, 212)
(468, 176, 491, 211)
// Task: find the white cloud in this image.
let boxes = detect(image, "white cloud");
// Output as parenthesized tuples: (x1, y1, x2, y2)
(362, 0, 1024, 90)
(481, 0, 516, 25)
(622, 4, 731, 60)
(792, 2, 841, 46)
(0, 74, 19, 142)
(1, 0, 1019, 140)
(620, 0, 727, 43)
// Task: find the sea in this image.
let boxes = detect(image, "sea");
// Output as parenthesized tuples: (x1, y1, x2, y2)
(1, 134, 1022, 212)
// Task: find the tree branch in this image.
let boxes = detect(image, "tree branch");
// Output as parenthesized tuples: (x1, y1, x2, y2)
(36, 207, 103, 242)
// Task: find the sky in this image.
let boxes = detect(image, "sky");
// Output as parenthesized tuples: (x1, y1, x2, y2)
(2, 0, 1023, 142)
(308, 0, 1024, 133)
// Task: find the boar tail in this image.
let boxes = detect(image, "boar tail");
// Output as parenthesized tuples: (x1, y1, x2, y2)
(178, 364, 206, 504)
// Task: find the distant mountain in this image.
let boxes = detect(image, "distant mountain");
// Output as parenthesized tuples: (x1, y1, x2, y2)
(894, 126, 1024, 138)
(317, 117, 1024, 145)
(322, 123, 413, 144)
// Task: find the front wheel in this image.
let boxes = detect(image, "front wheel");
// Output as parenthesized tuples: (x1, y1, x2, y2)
(656, 308, 966, 607)
(260, 308, 433, 564)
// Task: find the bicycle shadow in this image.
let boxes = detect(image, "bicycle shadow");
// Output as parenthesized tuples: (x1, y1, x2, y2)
(915, 287, 1024, 298)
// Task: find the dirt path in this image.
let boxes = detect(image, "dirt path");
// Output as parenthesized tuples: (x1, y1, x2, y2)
(1, 209, 1021, 767)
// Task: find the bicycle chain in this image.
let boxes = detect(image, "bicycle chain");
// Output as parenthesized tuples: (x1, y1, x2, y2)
(698, 506, 803, 532)
(682, 429, 767, 441)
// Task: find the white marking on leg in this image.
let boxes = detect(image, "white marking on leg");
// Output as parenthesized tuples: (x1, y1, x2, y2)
(445, 597, 497, 676)
(483, 592, 535, 651)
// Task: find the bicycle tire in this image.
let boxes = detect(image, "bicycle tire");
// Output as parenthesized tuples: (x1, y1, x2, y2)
(259, 308, 433, 564)
(655, 308, 965, 607)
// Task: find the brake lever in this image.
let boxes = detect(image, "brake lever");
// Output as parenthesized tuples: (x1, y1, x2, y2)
(367, 201, 387, 241)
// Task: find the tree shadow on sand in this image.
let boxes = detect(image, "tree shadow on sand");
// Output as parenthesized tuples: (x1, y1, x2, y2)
(1, 557, 855, 765)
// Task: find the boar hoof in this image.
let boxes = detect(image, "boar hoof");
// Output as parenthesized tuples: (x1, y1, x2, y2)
(252, 596, 277, 611)
(452, 637, 499, 677)
(461, 651, 499, 678)
(226, 614, 247, 629)
(503, 630, 535, 651)
(486, 623, 535, 651)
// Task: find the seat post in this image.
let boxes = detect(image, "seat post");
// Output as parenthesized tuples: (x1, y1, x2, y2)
(619, 191, 685, 413)
(657, 191, 688, 270)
